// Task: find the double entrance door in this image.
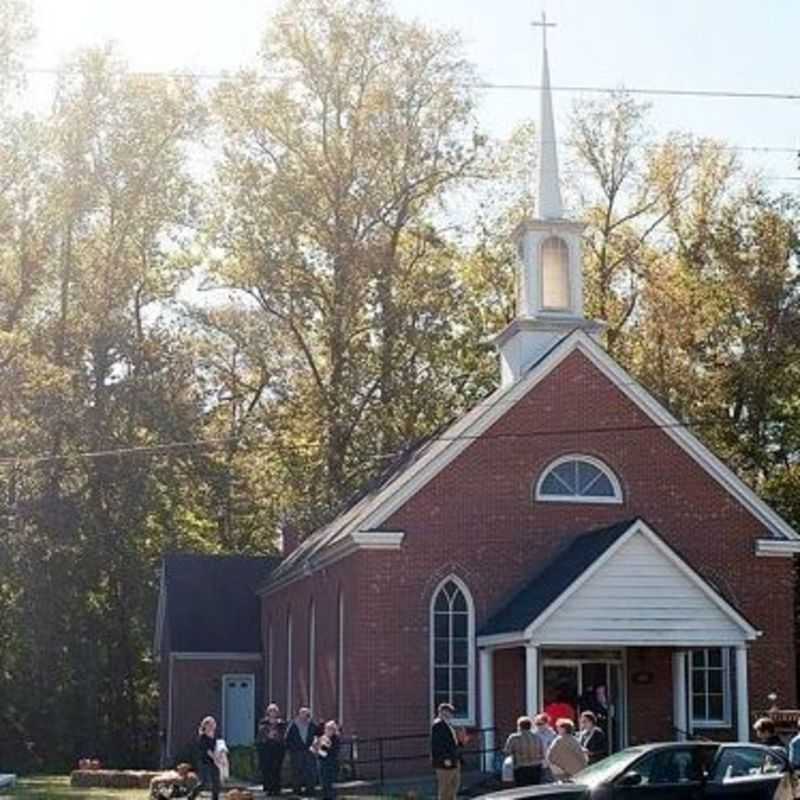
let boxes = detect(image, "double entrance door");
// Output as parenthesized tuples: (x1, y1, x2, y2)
(541, 651, 625, 753)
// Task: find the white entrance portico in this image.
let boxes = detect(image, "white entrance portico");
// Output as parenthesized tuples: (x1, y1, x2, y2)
(477, 519, 759, 768)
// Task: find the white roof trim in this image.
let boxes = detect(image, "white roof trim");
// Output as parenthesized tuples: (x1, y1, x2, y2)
(350, 531, 405, 549)
(573, 334, 798, 541)
(264, 329, 797, 591)
(521, 519, 759, 641)
(476, 633, 527, 648)
(362, 330, 798, 541)
(755, 539, 800, 557)
(259, 530, 405, 597)
(356, 339, 578, 533)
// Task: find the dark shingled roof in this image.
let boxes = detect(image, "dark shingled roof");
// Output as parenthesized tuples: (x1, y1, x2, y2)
(164, 553, 279, 653)
(479, 519, 637, 637)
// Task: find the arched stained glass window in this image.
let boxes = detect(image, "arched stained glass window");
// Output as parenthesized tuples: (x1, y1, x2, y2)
(431, 577, 474, 722)
(536, 455, 622, 504)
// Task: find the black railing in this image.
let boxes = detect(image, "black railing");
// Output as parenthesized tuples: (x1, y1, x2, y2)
(339, 727, 499, 791)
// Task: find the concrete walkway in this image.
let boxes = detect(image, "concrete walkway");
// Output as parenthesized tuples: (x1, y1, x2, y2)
(238, 769, 500, 799)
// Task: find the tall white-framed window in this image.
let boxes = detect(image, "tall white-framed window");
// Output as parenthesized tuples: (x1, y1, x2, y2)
(431, 575, 475, 725)
(690, 648, 731, 727)
(308, 599, 316, 712)
(286, 609, 293, 716)
(541, 236, 570, 311)
(337, 590, 345, 725)
(535, 454, 623, 504)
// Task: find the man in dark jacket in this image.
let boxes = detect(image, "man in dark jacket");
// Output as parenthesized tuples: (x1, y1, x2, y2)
(285, 707, 320, 795)
(431, 703, 461, 800)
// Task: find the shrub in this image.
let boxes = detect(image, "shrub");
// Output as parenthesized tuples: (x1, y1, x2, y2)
(228, 746, 259, 782)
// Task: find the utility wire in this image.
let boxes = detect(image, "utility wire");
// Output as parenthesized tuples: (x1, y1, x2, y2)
(0, 416, 740, 470)
(21, 66, 800, 102)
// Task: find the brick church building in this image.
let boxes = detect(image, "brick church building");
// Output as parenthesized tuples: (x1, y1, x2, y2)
(155, 40, 800, 766)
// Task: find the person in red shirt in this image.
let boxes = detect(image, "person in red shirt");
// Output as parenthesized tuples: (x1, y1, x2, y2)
(544, 687, 576, 726)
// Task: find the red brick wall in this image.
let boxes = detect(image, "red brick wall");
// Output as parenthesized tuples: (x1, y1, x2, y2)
(261, 560, 359, 729)
(168, 657, 262, 763)
(493, 648, 525, 742)
(261, 349, 796, 747)
(627, 648, 674, 743)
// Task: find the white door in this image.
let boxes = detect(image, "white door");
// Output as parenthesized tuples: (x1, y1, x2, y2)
(223, 674, 255, 746)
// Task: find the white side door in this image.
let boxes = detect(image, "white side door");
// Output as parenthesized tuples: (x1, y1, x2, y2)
(222, 674, 255, 746)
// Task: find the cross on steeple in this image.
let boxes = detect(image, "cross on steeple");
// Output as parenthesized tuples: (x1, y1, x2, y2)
(531, 10, 562, 219)
(530, 11, 556, 52)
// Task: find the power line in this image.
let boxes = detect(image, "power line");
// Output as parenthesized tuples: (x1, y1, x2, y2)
(0, 416, 740, 471)
(473, 82, 800, 102)
(22, 66, 800, 102)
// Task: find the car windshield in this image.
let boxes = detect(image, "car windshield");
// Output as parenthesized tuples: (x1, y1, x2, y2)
(571, 748, 648, 789)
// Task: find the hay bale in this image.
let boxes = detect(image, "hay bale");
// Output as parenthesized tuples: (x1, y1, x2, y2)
(70, 769, 159, 789)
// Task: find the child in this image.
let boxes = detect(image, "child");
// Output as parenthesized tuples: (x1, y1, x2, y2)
(312, 720, 341, 800)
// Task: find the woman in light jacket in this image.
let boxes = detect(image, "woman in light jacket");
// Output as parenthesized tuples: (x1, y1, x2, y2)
(547, 718, 587, 780)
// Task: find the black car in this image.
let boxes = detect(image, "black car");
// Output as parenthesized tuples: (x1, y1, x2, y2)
(481, 743, 790, 800)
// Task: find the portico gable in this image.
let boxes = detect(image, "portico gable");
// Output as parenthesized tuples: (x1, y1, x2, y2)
(477, 519, 758, 758)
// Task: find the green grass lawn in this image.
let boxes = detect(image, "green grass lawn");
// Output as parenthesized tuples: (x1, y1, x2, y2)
(3, 776, 148, 800)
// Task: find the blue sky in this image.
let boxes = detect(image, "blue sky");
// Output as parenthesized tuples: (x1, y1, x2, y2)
(26, 0, 800, 184)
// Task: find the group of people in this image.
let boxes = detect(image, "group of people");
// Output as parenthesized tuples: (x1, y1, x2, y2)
(504, 711, 606, 786)
(255, 705, 341, 800)
(431, 702, 607, 800)
(190, 706, 341, 800)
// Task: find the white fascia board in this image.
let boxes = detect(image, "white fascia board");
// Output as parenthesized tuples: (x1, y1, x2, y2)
(258, 531, 404, 597)
(574, 334, 800, 541)
(265, 329, 797, 592)
(476, 633, 526, 648)
(537, 638, 752, 649)
(522, 519, 759, 642)
(171, 652, 263, 661)
(350, 531, 405, 549)
(755, 539, 800, 557)
(522, 520, 640, 638)
(361, 330, 798, 542)
(358, 340, 578, 533)
(258, 537, 359, 597)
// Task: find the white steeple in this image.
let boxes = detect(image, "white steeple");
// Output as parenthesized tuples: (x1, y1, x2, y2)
(536, 16, 563, 219)
(492, 13, 604, 387)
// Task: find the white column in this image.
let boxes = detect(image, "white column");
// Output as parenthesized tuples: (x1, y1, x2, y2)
(525, 644, 540, 718)
(672, 651, 688, 741)
(479, 649, 495, 772)
(736, 645, 750, 742)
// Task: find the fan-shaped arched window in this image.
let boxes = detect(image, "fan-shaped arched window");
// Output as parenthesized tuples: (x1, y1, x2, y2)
(431, 576, 475, 723)
(535, 455, 623, 504)
(541, 236, 570, 310)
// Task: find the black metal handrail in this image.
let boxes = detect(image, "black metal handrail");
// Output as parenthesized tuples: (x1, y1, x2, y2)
(340, 726, 500, 790)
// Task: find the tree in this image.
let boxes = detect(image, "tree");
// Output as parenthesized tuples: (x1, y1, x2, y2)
(0, 0, 33, 99)
(206, 0, 483, 525)
(0, 47, 209, 768)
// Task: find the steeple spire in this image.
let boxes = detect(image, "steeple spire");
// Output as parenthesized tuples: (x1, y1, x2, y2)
(534, 12, 563, 219)
(492, 12, 604, 387)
